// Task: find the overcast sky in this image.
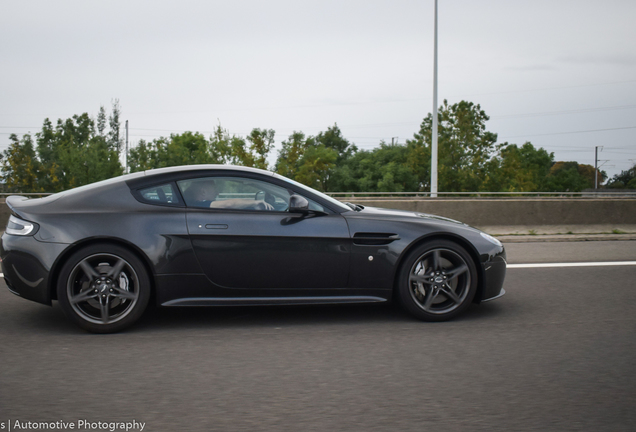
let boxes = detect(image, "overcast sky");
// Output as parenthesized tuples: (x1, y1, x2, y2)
(1, 0, 635, 181)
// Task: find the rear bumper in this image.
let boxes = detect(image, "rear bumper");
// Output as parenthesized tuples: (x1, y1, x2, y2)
(1, 233, 68, 306)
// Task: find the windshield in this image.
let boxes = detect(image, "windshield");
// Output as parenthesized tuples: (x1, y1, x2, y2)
(273, 174, 351, 212)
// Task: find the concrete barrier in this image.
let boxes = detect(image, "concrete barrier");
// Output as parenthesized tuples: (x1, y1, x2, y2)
(0, 200, 10, 228)
(1, 198, 634, 230)
(345, 198, 636, 226)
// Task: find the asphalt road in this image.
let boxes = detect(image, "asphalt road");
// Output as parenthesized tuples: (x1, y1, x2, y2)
(1, 241, 635, 432)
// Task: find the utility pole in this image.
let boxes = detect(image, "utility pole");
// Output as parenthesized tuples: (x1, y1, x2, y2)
(431, 0, 439, 198)
(125, 120, 129, 174)
(595, 146, 603, 189)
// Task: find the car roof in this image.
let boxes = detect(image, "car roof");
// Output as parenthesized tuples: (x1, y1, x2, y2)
(12, 165, 274, 205)
(10, 164, 351, 215)
(139, 164, 275, 179)
(123, 165, 277, 190)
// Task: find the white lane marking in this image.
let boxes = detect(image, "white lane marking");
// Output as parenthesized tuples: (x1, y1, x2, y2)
(508, 261, 636, 269)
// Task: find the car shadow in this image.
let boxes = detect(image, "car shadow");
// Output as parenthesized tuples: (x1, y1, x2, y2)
(135, 299, 507, 333)
(8, 298, 508, 335)
(137, 302, 408, 331)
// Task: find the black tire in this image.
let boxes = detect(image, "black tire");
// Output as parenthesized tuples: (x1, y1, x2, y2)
(397, 239, 477, 322)
(56, 243, 151, 333)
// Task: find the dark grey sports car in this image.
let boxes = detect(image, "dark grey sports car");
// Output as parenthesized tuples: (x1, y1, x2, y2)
(1, 165, 506, 333)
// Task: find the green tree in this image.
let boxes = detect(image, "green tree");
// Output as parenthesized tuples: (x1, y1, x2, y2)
(36, 118, 63, 191)
(315, 124, 357, 191)
(544, 162, 595, 192)
(129, 132, 218, 171)
(315, 124, 356, 163)
(127, 139, 156, 172)
(328, 143, 419, 192)
(108, 99, 122, 152)
(36, 111, 122, 190)
(208, 125, 244, 165)
(275, 131, 315, 179)
(83, 134, 123, 185)
(606, 163, 636, 189)
(128, 125, 268, 172)
(246, 128, 275, 170)
(97, 105, 107, 137)
(485, 142, 554, 192)
(294, 144, 338, 191)
(1, 103, 124, 192)
(576, 163, 606, 188)
(406, 100, 499, 192)
(162, 132, 216, 166)
(275, 125, 356, 191)
(1, 134, 41, 192)
(208, 125, 274, 169)
(274, 129, 341, 191)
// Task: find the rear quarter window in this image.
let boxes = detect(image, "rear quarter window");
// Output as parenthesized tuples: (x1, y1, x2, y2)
(135, 183, 182, 206)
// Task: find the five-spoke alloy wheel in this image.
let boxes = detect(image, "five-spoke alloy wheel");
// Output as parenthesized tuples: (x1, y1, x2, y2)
(398, 239, 477, 321)
(57, 244, 150, 333)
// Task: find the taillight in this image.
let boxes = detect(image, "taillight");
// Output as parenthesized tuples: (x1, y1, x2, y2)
(5, 215, 37, 236)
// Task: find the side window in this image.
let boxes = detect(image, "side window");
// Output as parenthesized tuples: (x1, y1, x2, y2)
(138, 183, 180, 205)
(307, 200, 325, 212)
(177, 177, 292, 211)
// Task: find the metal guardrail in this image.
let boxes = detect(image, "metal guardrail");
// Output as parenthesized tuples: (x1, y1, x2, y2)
(326, 191, 636, 198)
(0, 192, 257, 198)
(1, 191, 635, 199)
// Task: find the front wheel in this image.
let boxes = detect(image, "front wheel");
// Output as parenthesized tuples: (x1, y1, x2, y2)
(57, 244, 150, 333)
(397, 239, 478, 321)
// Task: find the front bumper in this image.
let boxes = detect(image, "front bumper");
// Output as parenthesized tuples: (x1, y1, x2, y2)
(479, 247, 507, 302)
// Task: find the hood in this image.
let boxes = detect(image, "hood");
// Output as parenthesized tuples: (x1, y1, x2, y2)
(350, 205, 468, 226)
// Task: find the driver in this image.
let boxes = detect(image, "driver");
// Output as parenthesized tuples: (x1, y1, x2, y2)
(186, 181, 274, 210)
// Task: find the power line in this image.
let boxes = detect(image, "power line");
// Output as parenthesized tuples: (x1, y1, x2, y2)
(454, 79, 636, 99)
(3, 102, 636, 135)
(490, 104, 636, 120)
(116, 79, 636, 115)
(0, 126, 40, 129)
(500, 126, 636, 139)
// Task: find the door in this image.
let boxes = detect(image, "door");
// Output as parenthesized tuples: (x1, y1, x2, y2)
(179, 176, 350, 290)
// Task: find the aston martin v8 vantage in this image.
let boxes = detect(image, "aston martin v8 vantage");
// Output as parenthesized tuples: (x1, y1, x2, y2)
(1, 165, 506, 332)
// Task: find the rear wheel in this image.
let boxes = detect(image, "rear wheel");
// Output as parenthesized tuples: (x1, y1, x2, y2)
(57, 244, 150, 333)
(397, 239, 477, 321)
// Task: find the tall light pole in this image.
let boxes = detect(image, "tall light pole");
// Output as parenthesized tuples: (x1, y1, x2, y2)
(431, 0, 439, 197)
(125, 120, 129, 174)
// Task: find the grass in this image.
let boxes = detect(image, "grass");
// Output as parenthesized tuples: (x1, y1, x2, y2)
(528, 229, 537, 235)
(612, 228, 625, 234)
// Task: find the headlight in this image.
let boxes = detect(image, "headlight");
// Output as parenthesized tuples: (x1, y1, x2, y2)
(5, 215, 37, 236)
(480, 232, 502, 247)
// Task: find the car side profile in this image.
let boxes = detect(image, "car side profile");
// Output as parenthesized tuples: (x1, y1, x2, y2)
(1, 165, 506, 333)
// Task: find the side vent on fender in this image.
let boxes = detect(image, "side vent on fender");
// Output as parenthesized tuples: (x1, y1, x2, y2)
(352, 232, 401, 246)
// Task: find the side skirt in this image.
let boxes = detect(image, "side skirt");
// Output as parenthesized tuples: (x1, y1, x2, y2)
(161, 296, 388, 307)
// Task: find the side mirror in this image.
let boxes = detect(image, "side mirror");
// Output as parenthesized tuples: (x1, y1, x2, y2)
(289, 194, 309, 213)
